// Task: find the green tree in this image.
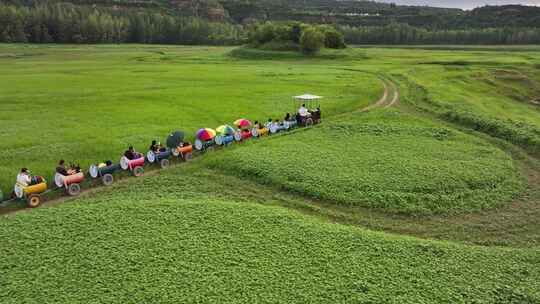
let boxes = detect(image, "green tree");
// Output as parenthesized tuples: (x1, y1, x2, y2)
(321, 26, 345, 49)
(300, 26, 324, 55)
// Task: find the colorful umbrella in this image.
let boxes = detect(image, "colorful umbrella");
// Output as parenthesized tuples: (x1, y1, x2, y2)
(166, 131, 185, 148)
(234, 119, 252, 130)
(196, 128, 216, 141)
(216, 125, 236, 136)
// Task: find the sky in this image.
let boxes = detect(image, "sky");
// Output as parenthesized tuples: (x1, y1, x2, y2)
(376, 0, 540, 9)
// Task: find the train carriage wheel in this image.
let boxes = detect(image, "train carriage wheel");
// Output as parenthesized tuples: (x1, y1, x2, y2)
(102, 174, 114, 186)
(184, 152, 193, 161)
(160, 159, 170, 169)
(120, 156, 130, 170)
(27, 194, 41, 208)
(54, 173, 65, 188)
(68, 183, 81, 196)
(194, 139, 203, 151)
(147, 151, 156, 163)
(89, 165, 99, 179)
(234, 132, 242, 142)
(306, 118, 314, 126)
(14, 184, 24, 199)
(215, 135, 224, 146)
(133, 166, 144, 177)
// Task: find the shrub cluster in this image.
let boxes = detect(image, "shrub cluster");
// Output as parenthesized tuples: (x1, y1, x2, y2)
(247, 22, 346, 55)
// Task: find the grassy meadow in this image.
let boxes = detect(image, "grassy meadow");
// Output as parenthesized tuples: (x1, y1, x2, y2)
(0, 44, 382, 193)
(204, 109, 525, 215)
(1, 44, 540, 303)
(1, 165, 539, 303)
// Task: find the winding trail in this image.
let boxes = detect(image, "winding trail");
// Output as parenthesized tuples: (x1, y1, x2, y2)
(360, 77, 400, 112)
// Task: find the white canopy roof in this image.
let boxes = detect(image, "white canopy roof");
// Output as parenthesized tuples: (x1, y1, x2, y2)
(294, 94, 323, 100)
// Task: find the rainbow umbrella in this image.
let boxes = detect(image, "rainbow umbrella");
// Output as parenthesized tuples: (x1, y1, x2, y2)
(196, 128, 216, 141)
(234, 119, 252, 130)
(216, 125, 236, 136)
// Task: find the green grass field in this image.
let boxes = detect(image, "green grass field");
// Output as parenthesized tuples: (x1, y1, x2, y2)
(1, 44, 539, 303)
(204, 109, 525, 215)
(0, 44, 382, 193)
(1, 166, 539, 303)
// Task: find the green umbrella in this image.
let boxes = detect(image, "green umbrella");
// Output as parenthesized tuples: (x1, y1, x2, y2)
(166, 131, 185, 148)
(216, 125, 236, 136)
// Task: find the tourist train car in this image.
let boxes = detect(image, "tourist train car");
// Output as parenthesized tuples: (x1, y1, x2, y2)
(194, 128, 217, 151)
(233, 119, 253, 142)
(89, 163, 120, 186)
(284, 117, 298, 129)
(172, 144, 193, 161)
(120, 154, 145, 177)
(54, 172, 85, 196)
(147, 149, 172, 169)
(269, 121, 290, 134)
(13, 178, 48, 208)
(166, 131, 193, 161)
(294, 93, 322, 127)
(215, 125, 236, 146)
(251, 121, 269, 138)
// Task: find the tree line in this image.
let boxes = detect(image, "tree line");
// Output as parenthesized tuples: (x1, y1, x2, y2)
(2, 3, 540, 45)
(339, 23, 540, 45)
(0, 3, 244, 44)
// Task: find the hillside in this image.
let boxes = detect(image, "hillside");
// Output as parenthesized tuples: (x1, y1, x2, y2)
(2, 0, 540, 28)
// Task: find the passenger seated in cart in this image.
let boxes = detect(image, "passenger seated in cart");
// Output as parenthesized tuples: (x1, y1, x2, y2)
(149, 140, 168, 152)
(56, 160, 69, 176)
(16, 168, 32, 187)
(57, 160, 80, 176)
(298, 104, 309, 117)
(16, 167, 43, 187)
(265, 118, 273, 129)
(149, 140, 160, 152)
(124, 146, 138, 160)
(98, 160, 113, 168)
(70, 163, 82, 174)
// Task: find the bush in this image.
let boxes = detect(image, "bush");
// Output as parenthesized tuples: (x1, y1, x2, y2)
(300, 26, 325, 55)
(323, 27, 346, 49)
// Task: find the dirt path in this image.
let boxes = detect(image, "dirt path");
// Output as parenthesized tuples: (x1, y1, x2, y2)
(360, 77, 399, 112)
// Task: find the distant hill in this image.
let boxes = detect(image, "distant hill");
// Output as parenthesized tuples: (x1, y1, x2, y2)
(2, 0, 540, 29)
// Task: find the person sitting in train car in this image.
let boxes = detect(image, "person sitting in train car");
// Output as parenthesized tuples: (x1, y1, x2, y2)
(149, 140, 160, 153)
(265, 118, 273, 129)
(56, 160, 69, 176)
(124, 146, 137, 160)
(69, 163, 81, 174)
(298, 104, 309, 117)
(16, 168, 32, 187)
(158, 142, 167, 152)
